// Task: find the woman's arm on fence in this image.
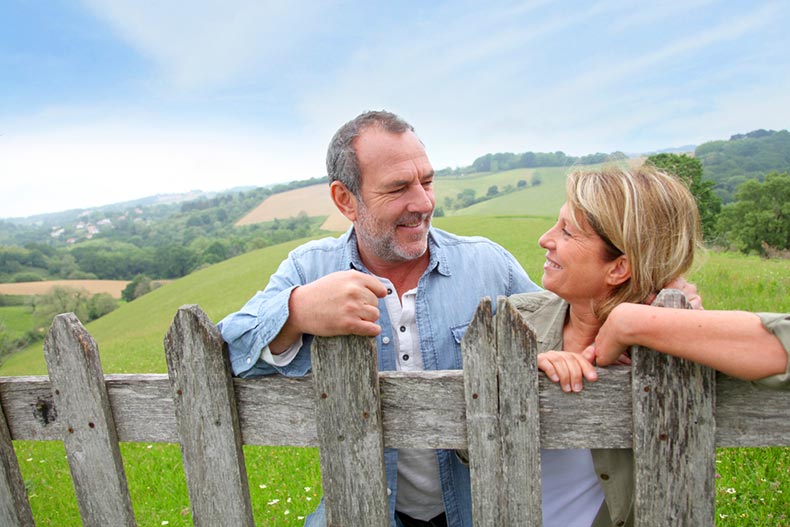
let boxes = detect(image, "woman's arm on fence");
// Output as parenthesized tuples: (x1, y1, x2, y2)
(586, 304, 789, 381)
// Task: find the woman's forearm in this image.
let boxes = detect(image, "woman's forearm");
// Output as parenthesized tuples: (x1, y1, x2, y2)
(595, 304, 788, 381)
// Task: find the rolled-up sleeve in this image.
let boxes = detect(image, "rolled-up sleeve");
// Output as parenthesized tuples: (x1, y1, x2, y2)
(753, 312, 790, 390)
(217, 255, 312, 377)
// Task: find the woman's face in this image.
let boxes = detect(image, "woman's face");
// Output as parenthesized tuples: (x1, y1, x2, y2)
(539, 203, 622, 306)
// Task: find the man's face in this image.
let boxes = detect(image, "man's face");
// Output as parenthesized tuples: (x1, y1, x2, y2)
(352, 127, 436, 266)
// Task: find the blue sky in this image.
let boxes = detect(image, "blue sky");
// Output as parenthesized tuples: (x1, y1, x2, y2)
(2, 0, 789, 218)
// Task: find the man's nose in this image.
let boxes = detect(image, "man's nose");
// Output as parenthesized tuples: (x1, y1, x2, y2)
(408, 183, 434, 213)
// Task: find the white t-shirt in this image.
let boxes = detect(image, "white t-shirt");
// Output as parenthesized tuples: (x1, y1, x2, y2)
(382, 282, 445, 521)
(541, 448, 605, 527)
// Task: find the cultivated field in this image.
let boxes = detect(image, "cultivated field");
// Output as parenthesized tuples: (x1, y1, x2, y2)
(0, 279, 129, 298)
(235, 184, 350, 231)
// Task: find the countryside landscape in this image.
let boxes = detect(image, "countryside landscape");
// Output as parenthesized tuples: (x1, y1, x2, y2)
(2, 130, 790, 526)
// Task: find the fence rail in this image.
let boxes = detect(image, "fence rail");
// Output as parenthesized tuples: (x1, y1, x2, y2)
(1, 292, 789, 526)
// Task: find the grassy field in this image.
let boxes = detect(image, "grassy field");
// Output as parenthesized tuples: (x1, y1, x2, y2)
(0, 305, 34, 339)
(3, 215, 789, 526)
(441, 167, 568, 218)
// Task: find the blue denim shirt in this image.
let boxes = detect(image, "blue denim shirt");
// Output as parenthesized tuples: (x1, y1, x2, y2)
(218, 226, 540, 527)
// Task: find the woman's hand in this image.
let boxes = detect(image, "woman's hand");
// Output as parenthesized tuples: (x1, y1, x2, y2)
(538, 351, 598, 393)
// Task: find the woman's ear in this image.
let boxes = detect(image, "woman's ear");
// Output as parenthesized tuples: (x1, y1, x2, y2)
(606, 255, 631, 287)
(330, 181, 358, 222)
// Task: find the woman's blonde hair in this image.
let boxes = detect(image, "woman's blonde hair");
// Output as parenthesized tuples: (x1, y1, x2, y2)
(565, 164, 702, 320)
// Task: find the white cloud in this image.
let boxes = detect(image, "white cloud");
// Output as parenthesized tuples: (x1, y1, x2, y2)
(0, 120, 326, 218)
(79, 0, 329, 91)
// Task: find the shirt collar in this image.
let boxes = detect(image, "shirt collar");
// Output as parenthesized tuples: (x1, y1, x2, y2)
(533, 294, 569, 349)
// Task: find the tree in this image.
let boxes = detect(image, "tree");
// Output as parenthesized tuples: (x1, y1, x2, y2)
(34, 286, 91, 326)
(646, 153, 722, 240)
(718, 172, 790, 254)
(88, 293, 118, 320)
(486, 185, 499, 197)
(122, 274, 160, 302)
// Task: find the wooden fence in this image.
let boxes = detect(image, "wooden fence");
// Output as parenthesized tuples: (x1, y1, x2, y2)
(1, 292, 789, 526)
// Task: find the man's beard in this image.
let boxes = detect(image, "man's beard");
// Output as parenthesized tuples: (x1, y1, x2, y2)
(355, 203, 431, 263)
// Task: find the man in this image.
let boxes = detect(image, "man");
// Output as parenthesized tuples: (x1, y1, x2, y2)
(218, 110, 541, 527)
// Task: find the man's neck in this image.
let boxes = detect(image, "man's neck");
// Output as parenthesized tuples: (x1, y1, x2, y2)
(361, 251, 431, 297)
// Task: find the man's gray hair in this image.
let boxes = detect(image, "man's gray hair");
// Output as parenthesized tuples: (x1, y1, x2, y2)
(326, 110, 415, 197)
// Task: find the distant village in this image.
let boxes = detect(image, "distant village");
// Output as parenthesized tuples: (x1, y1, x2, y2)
(49, 207, 147, 244)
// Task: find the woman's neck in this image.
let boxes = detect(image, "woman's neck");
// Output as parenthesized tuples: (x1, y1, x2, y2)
(564, 303, 602, 353)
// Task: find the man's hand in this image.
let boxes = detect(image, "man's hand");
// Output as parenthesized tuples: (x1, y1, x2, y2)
(582, 303, 639, 367)
(538, 351, 598, 393)
(645, 277, 703, 309)
(289, 270, 388, 338)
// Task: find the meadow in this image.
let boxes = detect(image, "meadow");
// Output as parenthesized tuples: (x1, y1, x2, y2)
(2, 215, 789, 526)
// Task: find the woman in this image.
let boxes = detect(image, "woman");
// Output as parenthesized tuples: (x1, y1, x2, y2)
(508, 165, 789, 526)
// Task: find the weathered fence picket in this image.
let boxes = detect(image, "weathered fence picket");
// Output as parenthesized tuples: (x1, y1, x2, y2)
(0, 293, 788, 526)
(632, 291, 716, 526)
(312, 334, 389, 527)
(164, 305, 255, 527)
(43, 313, 136, 527)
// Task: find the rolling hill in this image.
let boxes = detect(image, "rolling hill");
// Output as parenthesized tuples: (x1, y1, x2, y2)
(232, 165, 575, 230)
(4, 213, 789, 378)
(0, 216, 554, 376)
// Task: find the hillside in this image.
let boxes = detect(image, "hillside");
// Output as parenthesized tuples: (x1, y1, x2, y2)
(233, 166, 572, 228)
(696, 129, 790, 202)
(0, 279, 130, 298)
(236, 183, 350, 231)
(0, 217, 554, 376)
(3, 215, 790, 379)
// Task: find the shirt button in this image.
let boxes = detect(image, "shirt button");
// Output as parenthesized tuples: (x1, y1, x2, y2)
(386, 487, 392, 496)
(399, 326, 406, 332)
(387, 288, 393, 295)
(403, 354, 410, 361)
(600, 473, 610, 481)
(382, 336, 391, 344)
(246, 357, 252, 364)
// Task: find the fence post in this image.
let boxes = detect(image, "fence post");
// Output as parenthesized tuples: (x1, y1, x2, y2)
(43, 313, 136, 527)
(495, 297, 542, 526)
(462, 297, 542, 526)
(0, 395, 35, 527)
(164, 304, 255, 527)
(312, 335, 389, 527)
(631, 289, 716, 526)
(462, 298, 500, 526)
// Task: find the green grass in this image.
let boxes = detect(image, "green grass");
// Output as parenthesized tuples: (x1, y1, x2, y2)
(0, 305, 35, 339)
(449, 167, 568, 217)
(4, 215, 790, 525)
(715, 447, 790, 526)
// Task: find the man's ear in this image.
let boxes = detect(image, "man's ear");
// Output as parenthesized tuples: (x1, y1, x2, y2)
(606, 255, 631, 287)
(330, 181, 359, 222)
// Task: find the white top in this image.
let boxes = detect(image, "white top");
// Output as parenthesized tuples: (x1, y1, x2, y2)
(381, 281, 445, 521)
(541, 448, 605, 527)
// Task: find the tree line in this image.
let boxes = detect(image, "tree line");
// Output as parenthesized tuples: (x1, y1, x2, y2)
(0, 189, 323, 284)
(696, 129, 790, 203)
(436, 150, 628, 177)
(646, 153, 789, 256)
